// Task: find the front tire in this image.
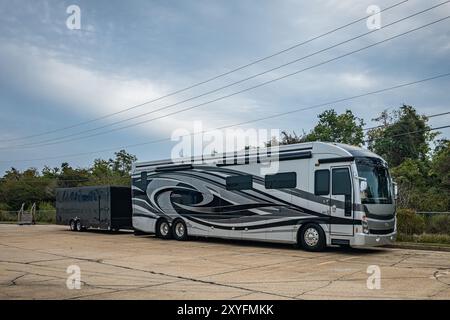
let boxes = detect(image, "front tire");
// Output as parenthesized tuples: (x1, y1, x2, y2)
(299, 223, 326, 252)
(75, 220, 83, 232)
(69, 220, 76, 231)
(172, 219, 188, 241)
(155, 219, 172, 239)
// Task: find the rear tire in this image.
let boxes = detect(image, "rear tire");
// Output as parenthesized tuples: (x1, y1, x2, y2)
(299, 223, 326, 252)
(172, 219, 188, 241)
(155, 219, 172, 239)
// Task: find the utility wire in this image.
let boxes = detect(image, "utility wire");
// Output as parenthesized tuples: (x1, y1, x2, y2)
(1, 72, 449, 163)
(9, 2, 448, 149)
(0, 0, 409, 143)
(2, 125, 449, 168)
(363, 111, 450, 131)
(364, 125, 450, 142)
(6, 13, 450, 150)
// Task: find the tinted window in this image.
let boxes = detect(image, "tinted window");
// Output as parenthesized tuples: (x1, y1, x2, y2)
(356, 157, 392, 204)
(171, 190, 203, 205)
(265, 172, 297, 189)
(332, 168, 351, 195)
(314, 170, 330, 195)
(226, 175, 253, 190)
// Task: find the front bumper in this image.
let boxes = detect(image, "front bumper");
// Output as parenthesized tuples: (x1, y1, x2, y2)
(352, 231, 397, 247)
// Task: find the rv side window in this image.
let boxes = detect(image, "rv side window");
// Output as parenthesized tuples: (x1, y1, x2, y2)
(314, 170, 330, 195)
(265, 172, 297, 189)
(332, 168, 351, 195)
(171, 191, 202, 205)
(226, 175, 253, 190)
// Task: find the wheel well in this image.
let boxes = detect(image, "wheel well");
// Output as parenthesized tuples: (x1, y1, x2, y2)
(172, 218, 184, 226)
(155, 217, 170, 230)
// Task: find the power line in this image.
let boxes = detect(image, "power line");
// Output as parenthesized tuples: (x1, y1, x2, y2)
(364, 125, 450, 142)
(2, 124, 449, 167)
(363, 111, 450, 131)
(2, 72, 448, 163)
(0, 0, 409, 144)
(7, 13, 450, 150)
(9, 2, 448, 149)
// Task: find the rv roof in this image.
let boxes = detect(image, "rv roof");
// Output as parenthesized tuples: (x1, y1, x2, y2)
(133, 141, 374, 169)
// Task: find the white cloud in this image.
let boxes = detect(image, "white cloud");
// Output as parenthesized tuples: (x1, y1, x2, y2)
(0, 42, 258, 146)
(339, 72, 376, 88)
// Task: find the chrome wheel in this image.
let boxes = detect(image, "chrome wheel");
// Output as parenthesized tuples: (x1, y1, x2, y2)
(175, 222, 185, 238)
(69, 220, 76, 231)
(304, 227, 319, 247)
(159, 221, 170, 237)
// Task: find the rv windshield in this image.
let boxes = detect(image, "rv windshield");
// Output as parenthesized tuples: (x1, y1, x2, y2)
(356, 157, 392, 204)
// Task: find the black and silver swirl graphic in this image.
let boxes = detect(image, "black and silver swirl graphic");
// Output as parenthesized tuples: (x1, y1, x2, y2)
(132, 167, 317, 230)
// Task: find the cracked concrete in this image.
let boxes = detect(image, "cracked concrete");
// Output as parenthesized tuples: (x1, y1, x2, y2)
(0, 224, 449, 299)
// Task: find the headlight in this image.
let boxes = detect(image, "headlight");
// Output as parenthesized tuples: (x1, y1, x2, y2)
(362, 215, 369, 234)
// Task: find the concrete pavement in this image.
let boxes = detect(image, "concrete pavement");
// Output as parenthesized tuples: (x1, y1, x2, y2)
(0, 224, 449, 299)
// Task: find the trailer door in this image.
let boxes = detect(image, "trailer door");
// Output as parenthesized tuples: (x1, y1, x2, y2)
(98, 188, 110, 229)
(329, 166, 353, 236)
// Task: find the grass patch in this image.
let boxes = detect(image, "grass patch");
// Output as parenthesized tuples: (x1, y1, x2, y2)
(35, 211, 56, 224)
(0, 210, 56, 224)
(397, 233, 450, 245)
(0, 211, 17, 222)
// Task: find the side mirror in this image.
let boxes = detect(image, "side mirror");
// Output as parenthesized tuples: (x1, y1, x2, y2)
(357, 177, 368, 201)
(393, 182, 398, 200)
(360, 180, 368, 193)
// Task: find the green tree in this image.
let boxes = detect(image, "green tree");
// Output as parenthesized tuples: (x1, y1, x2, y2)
(304, 109, 365, 146)
(112, 149, 137, 176)
(269, 109, 365, 146)
(367, 105, 435, 167)
(430, 139, 450, 190)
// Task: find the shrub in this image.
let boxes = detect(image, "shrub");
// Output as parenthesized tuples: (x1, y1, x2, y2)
(35, 210, 56, 224)
(425, 214, 450, 235)
(35, 201, 56, 223)
(396, 208, 425, 235)
(0, 210, 17, 222)
(0, 202, 11, 211)
(397, 233, 450, 245)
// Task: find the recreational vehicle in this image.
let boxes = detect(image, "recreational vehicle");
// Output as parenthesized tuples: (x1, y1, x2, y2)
(131, 142, 397, 251)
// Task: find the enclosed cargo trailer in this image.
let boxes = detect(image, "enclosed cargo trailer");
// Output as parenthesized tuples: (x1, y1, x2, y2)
(56, 186, 132, 231)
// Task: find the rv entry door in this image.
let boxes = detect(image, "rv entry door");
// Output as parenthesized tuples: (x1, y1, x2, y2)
(329, 166, 354, 236)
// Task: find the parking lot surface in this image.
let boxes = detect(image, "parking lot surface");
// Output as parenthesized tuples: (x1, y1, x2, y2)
(0, 224, 449, 299)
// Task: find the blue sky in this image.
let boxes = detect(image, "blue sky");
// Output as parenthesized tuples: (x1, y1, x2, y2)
(0, 0, 449, 174)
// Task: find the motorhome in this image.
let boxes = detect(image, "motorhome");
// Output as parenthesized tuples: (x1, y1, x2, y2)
(131, 142, 396, 251)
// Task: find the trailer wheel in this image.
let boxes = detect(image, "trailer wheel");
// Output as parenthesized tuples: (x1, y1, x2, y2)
(298, 223, 326, 252)
(75, 220, 83, 232)
(69, 220, 76, 231)
(172, 219, 188, 241)
(155, 219, 172, 239)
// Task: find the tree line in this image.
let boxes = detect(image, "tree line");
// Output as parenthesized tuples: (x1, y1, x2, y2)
(0, 104, 448, 214)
